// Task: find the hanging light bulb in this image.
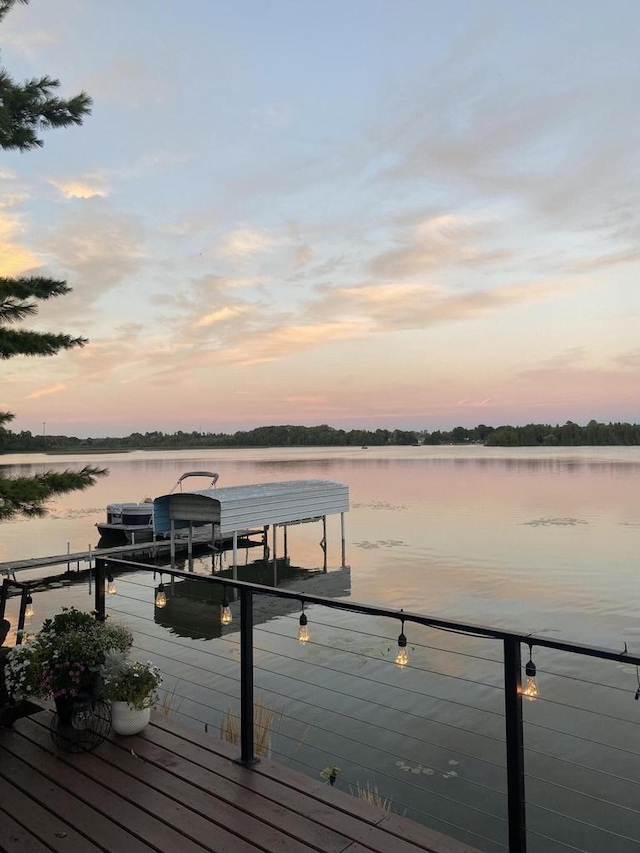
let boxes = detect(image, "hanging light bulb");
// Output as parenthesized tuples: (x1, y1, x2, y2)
(221, 588, 232, 625)
(155, 580, 167, 608)
(298, 603, 309, 644)
(522, 646, 538, 701)
(395, 614, 409, 667)
(107, 574, 117, 596)
(25, 594, 34, 619)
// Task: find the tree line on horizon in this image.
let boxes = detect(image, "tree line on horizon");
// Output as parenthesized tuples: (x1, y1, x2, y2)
(2, 420, 640, 453)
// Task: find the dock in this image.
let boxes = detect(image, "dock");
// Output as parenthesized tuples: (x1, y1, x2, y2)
(0, 709, 481, 853)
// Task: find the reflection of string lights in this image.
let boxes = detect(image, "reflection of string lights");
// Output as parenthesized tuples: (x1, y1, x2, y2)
(107, 574, 117, 596)
(25, 594, 34, 619)
(155, 576, 167, 608)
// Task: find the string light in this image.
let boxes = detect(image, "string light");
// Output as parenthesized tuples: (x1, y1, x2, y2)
(522, 644, 538, 701)
(25, 594, 34, 619)
(221, 587, 232, 625)
(395, 611, 409, 668)
(298, 602, 309, 644)
(155, 576, 167, 608)
(107, 574, 117, 596)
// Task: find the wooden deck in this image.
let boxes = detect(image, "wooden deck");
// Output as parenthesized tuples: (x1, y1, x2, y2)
(0, 710, 482, 853)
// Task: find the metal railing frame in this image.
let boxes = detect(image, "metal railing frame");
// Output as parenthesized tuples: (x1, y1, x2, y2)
(0, 577, 33, 644)
(95, 557, 640, 853)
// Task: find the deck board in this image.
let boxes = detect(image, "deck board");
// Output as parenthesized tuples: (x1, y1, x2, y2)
(0, 710, 483, 853)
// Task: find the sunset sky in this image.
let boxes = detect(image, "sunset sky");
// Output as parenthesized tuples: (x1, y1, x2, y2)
(1, 0, 639, 437)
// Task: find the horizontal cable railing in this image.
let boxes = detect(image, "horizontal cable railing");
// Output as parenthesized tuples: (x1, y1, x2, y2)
(4, 558, 640, 853)
(94, 558, 640, 853)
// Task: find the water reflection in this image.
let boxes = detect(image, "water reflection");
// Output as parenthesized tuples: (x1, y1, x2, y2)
(153, 560, 352, 640)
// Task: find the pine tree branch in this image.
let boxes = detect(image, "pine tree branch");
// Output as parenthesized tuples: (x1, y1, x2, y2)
(0, 0, 28, 24)
(0, 467, 107, 520)
(0, 328, 87, 358)
(0, 277, 71, 301)
(0, 71, 92, 152)
(0, 278, 74, 323)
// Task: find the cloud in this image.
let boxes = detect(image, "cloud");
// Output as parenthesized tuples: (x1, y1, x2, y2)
(369, 213, 511, 279)
(26, 382, 68, 399)
(216, 227, 276, 261)
(538, 347, 587, 370)
(39, 207, 146, 317)
(0, 212, 40, 276)
(1, 27, 58, 57)
(294, 245, 313, 267)
(193, 306, 250, 328)
(49, 179, 110, 199)
(569, 249, 640, 273)
(456, 398, 492, 408)
(614, 349, 640, 370)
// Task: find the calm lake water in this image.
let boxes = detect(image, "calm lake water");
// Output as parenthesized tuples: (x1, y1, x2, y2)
(2, 445, 639, 645)
(2, 445, 640, 853)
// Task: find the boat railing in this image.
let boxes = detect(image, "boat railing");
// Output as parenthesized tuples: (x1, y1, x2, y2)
(169, 471, 219, 493)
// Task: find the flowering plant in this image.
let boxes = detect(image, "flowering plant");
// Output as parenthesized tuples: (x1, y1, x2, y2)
(5, 608, 132, 701)
(100, 650, 162, 710)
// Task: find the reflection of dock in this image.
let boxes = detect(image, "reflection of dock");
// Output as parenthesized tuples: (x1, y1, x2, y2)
(153, 561, 351, 641)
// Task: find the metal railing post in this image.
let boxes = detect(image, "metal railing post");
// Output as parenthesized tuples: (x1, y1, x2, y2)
(16, 586, 28, 644)
(0, 578, 9, 620)
(94, 558, 106, 621)
(504, 638, 527, 853)
(238, 586, 258, 767)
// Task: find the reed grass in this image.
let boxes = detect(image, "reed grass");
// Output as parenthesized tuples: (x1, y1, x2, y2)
(351, 781, 397, 813)
(158, 682, 183, 717)
(220, 695, 281, 757)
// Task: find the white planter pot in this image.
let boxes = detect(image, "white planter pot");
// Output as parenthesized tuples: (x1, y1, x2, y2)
(111, 701, 151, 736)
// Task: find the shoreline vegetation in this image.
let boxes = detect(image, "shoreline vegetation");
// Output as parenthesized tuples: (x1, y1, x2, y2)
(2, 420, 640, 453)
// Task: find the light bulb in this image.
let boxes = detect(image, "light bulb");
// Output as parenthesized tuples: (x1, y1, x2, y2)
(25, 596, 34, 619)
(395, 630, 409, 667)
(522, 656, 538, 701)
(221, 597, 232, 625)
(107, 575, 117, 595)
(298, 612, 309, 644)
(155, 583, 167, 608)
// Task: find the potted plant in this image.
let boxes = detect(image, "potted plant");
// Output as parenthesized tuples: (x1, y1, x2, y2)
(101, 650, 162, 735)
(5, 608, 132, 725)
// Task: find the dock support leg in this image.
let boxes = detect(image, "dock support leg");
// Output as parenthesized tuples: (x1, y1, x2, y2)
(188, 522, 193, 571)
(340, 512, 346, 568)
(283, 525, 288, 562)
(170, 521, 176, 569)
(321, 516, 327, 573)
(272, 524, 277, 585)
(263, 526, 269, 561)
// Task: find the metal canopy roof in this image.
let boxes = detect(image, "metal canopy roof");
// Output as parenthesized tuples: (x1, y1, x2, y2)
(153, 479, 349, 536)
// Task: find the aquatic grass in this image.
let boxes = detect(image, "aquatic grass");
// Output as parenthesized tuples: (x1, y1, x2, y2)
(220, 695, 281, 757)
(351, 781, 399, 814)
